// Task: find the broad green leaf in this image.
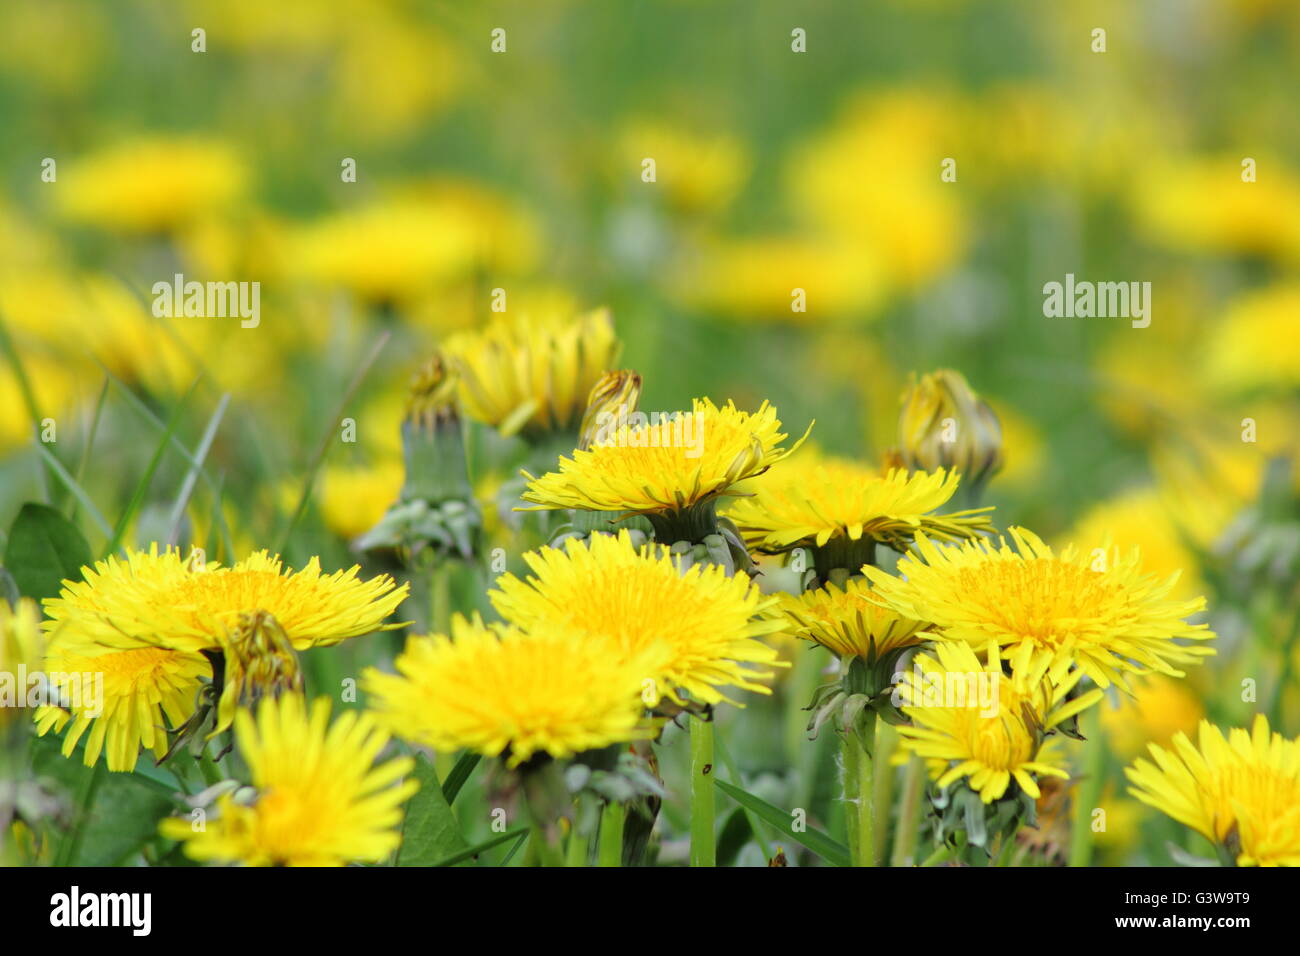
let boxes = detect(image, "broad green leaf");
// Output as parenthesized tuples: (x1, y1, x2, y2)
(714, 778, 850, 867)
(396, 753, 470, 866)
(4, 502, 93, 601)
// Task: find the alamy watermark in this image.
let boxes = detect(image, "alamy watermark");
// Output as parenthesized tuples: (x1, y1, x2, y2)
(1043, 273, 1150, 328)
(152, 273, 260, 328)
(0, 666, 104, 717)
(891, 664, 1000, 718)
(590, 405, 706, 459)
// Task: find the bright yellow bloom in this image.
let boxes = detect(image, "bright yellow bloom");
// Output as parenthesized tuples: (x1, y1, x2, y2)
(489, 531, 784, 707)
(895, 641, 1102, 803)
(1204, 283, 1300, 392)
(617, 121, 749, 214)
(725, 455, 993, 553)
(445, 306, 619, 439)
(161, 694, 417, 866)
(1126, 716, 1300, 867)
(865, 529, 1215, 690)
(58, 137, 246, 234)
(363, 617, 651, 766)
(774, 578, 929, 661)
(34, 644, 210, 772)
(319, 462, 404, 541)
(47, 548, 408, 656)
(520, 397, 808, 519)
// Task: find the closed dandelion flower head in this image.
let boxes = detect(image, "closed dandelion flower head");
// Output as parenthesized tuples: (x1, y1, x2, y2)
(775, 578, 929, 662)
(1126, 715, 1300, 867)
(363, 616, 651, 766)
(865, 528, 1215, 690)
(520, 397, 808, 521)
(161, 694, 417, 866)
(489, 531, 784, 708)
(896, 641, 1102, 803)
(34, 642, 209, 772)
(445, 306, 618, 439)
(1, 598, 43, 725)
(725, 455, 993, 553)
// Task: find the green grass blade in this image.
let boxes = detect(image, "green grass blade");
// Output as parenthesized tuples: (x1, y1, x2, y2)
(35, 445, 113, 540)
(428, 827, 530, 868)
(714, 778, 851, 867)
(166, 392, 229, 546)
(441, 751, 481, 805)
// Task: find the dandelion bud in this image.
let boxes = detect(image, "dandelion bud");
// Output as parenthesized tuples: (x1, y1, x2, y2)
(897, 369, 1003, 497)
(578, 370, 642, 451)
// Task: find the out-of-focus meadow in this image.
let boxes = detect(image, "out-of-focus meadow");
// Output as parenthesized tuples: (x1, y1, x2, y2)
(0, 0, 1297, 865)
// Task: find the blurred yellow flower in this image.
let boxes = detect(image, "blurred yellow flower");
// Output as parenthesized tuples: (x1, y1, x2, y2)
(1100, 675, 1205, 760)
(58, 137, 247, 234)
(319, 462, 404, 542)
(1204, 283, 1300, 392)
(618, 121, 749, 214)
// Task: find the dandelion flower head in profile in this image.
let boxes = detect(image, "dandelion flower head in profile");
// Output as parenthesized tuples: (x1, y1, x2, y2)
(39, 546, 408, 747)
(160, 694, 417, 866)
(864, 528, 1215, 690)
(520, 397, 809, 529)
(489, 531, 785, 709)
(444, 305, 619, 439)
(895, 640, 1103, 803)
(725, 451, 993, 554)
(363, 615, 652, 766)
(1126, 715, 1300, 867)
(774, 577, 930, 662)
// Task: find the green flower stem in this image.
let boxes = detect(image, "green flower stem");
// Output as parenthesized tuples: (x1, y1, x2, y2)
(429, 561, 452, 635)
(918, 843, 954, 867)
(842, 712, 878, 866)
(891, 755, 926, 866)
(689, 714, 716, 867)
(598, 801, 625, 867)
(873, 724, 895, 865)
(1068, 705, 1105, 867)
(565, 819, 590, 867)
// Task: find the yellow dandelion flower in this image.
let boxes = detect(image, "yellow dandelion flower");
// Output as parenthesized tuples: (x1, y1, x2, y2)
(521, 397, 808, 527)
(774, 578, 929, 662)
(864, 528, 1215, 690)
(58, 136, 247, 234)
(1204, 283, 1300, 393)
(445, 306, 619, 439)
(725, 455, 993, 554)
(363, 617, 651, 766)
(34, 644, 210, 772)
(161, 693, 417, 866)
(48, 548, 408, 656)
(1126, 715, 1300, 867)
(896, 641, 1102, 803)
(489, 531, 784, 708)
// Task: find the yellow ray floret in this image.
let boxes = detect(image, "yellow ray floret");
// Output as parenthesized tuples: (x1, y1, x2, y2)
(774, 578, 930, 661)
(520, 397, 808, 517)
(45, 547, 408, 655)
(725, 456, 993, 553)
(864, 528, 1215, 690)
(489, 531, 785, 707)
(895, 641, 1102, 803)
(34, 642, 210, 772)
(1126, 715, 1300, 867)
(445, 307, 619, 437)
(363, 616, 652, 766)
(161, 694, 417, 866)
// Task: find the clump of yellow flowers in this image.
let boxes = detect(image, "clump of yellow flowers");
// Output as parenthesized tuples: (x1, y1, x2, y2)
(13, 302, 1279, 873)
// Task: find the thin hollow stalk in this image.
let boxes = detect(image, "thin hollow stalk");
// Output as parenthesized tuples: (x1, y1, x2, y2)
(598, 802, 625, 867)
(891, 755, 926, 866)
(689, 715, 716, 867)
